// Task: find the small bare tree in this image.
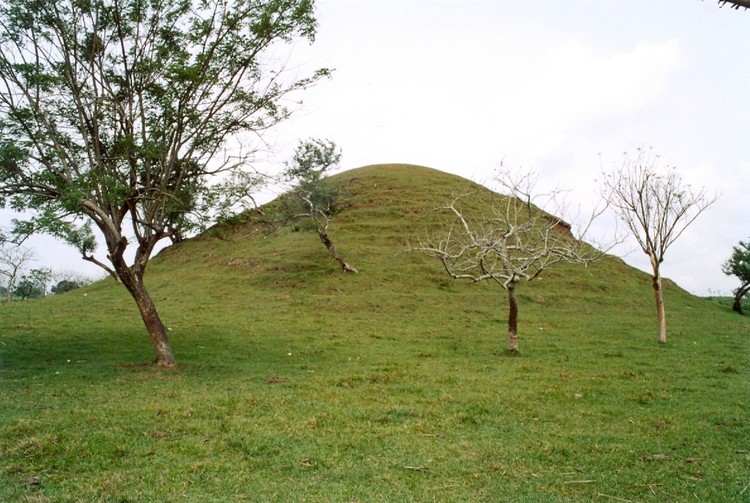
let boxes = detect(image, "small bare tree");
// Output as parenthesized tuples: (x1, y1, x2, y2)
(411, 167, 605, 353)
(0, 244, 35, 303)
(602, 149, 718, 343)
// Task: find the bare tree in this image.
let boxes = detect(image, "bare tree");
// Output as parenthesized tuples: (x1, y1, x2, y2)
(0, 245, 35, 303)
(602, 149, 718, 343)
(411, 167, 605, 353)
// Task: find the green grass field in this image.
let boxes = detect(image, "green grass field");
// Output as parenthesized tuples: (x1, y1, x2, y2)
(1, 165, 748, 502)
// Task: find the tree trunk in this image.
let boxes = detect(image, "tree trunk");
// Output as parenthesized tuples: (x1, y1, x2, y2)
(731, 284, 749, 314)
(732, 297, 743, 314)
(652, 274, 667, 344)
(318, 230, 358, 273)
(120, 270, 176, 367)
(507, 284, 519, 353)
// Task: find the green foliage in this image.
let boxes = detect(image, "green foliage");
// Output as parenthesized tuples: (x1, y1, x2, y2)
(279, 138, 343, 224)
(0, 0, 330, 363)
(722, 239, 750, 313)
(50, 279, 85, 295)
(722, 239, 750, 284)
(12, 268, 52, 300)
(11, 278, 39, 300)
(0, 165, 747, 501)
(276, 138, 358, 271)
(0, 0, 329, 262)
(285, 138, 342, 180)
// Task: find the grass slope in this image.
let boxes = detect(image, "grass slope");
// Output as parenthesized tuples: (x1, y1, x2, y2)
(1, 164, 748, 502)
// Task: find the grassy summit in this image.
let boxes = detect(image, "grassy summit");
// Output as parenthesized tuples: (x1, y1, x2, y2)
(1, 164, 747, 502)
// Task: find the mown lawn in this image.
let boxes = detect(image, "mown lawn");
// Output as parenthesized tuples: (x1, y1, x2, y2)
(1, 165, 748, 502)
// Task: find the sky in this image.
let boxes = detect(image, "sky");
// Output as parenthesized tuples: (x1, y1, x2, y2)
(6, 0, 750, 296)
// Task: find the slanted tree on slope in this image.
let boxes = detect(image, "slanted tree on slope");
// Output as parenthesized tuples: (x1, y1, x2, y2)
(280, 139, 358, 273)
(722, 239, 750, 314)
(601, 149, 718, 344)
(0, 0, 329, 366)
(411, 166, 605, 353)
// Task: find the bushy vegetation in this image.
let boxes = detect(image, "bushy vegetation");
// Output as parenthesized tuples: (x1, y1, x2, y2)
(0, 165, 747, 502)
(723, 239, 750, 314)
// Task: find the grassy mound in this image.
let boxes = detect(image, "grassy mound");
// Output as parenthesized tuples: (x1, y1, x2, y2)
(1, 164, 747, 502)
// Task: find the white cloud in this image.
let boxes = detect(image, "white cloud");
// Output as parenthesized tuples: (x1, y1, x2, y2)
(506, 39, 684, 163)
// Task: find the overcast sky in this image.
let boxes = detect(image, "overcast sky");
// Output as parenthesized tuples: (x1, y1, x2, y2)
(8, 0, 749, 296)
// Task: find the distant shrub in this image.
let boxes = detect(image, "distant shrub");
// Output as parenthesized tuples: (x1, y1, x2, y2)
(51, 279, 85, 294)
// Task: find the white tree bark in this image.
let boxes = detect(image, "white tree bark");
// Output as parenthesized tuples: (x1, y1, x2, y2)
(602, 149, 718, 343)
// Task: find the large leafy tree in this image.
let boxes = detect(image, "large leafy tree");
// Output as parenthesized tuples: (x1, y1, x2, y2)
(0, 0, 329, 366)
(722, 239, 750, 314)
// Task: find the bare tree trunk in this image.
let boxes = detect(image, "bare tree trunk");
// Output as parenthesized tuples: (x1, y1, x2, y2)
(652, 274, 667, 344)
(120, 270, 176, 367)
(507, 284, 519, 352)
(317, 230, 358, 273)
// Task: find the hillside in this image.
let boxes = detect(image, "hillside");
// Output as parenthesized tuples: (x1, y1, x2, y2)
(1, 164, 747, 502)
(146, 162, 708, 338)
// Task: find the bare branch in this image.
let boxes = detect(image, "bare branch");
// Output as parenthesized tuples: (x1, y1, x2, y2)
(601, 148, 719, 343)
(0, 244, 35, 303)
(408, 165, 608, 352)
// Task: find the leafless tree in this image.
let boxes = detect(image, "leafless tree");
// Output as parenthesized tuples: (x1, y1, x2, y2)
(0, 245, 35, 303)
(601, 149, 718, 343)
(411, 166, 607, 353)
